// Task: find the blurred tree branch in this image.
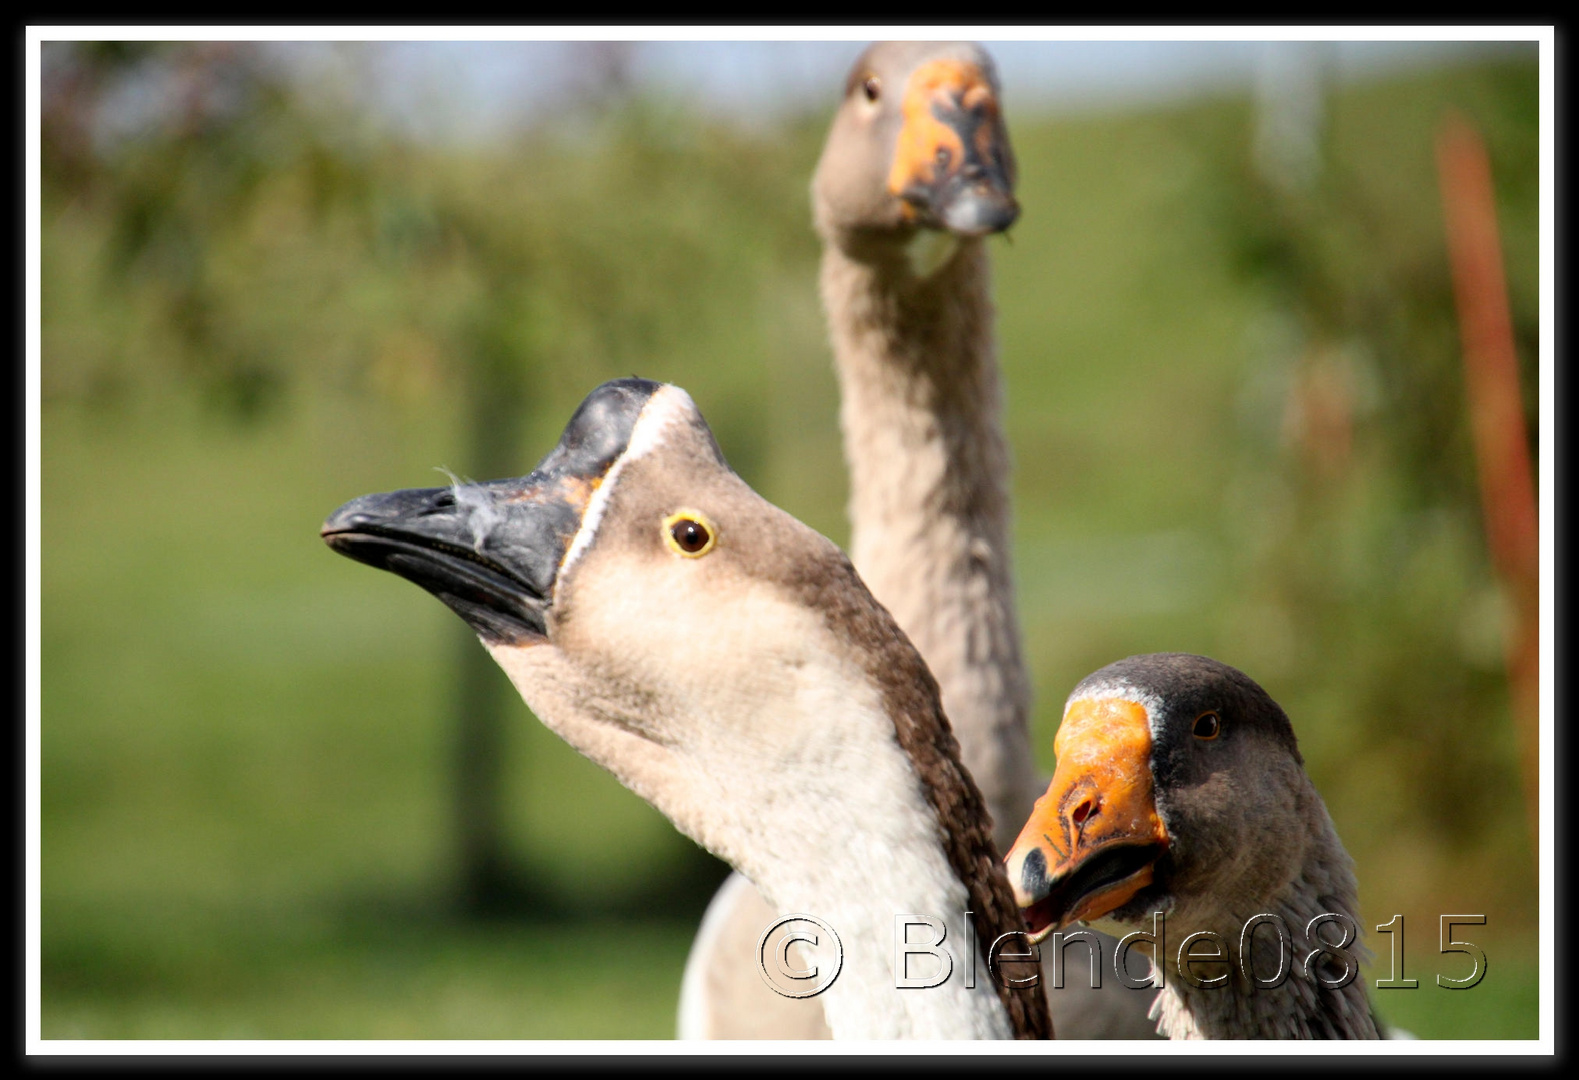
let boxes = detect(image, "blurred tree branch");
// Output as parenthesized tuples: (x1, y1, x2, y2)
(41, 39, 829, 919)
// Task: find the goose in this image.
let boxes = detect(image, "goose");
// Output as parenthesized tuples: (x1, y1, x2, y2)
(1004, 653, 1381, 1040)
(678, 40, 1159, 1040)
(816, 40, 1032, 846)
(322, 377, 1054, 1040)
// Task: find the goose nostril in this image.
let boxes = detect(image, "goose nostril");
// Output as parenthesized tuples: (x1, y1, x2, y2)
(1071, 798, 1096, 826)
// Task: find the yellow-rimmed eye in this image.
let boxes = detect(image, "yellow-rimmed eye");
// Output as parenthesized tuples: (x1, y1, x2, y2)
(1193, 711, 1221, 740)
(663, 510, 716, 558)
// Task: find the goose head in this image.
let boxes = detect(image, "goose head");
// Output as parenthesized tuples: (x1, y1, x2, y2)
(813, 41, 1018, 246)
(1005, 654, 1336, 950)
(1004, 654, 1377, 1038)
(320, 379, 870, 864)
(322, 378, 1053, 1039)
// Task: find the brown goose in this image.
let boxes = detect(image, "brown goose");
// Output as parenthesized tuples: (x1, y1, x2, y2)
(1004, 653, 1380, 1039)
(816, 41, 1031, 838)
(322, 378, 1053, 1040)
(679, 40, 1157, 1040)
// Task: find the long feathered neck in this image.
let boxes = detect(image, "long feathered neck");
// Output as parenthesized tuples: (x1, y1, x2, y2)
(764, 550, 1054, 1039)
(819, 234, 1038, 851)
(491, 555, 1052, 1039)
(734, 698, 1036, 1041)
(727, 691, 1018, 1041)
(1149, 808, 1378, 1040)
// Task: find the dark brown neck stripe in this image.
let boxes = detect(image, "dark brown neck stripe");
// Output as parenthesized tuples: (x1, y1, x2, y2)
(790, 552, 1054, 1040)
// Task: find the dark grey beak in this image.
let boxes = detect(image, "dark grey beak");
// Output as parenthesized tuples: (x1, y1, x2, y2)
(321, 377, 661, 644)
(926, 101, 1018, 237)
(889, 65, 1019, 238)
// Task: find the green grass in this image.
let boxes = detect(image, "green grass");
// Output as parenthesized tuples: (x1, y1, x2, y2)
(35, 357, 1541, 1034)
(1368, 934, 1540, 1041)
(41, 56, 1542, 1041)
(42, 393, 715, 1040)
(45, 905, 697, 1040)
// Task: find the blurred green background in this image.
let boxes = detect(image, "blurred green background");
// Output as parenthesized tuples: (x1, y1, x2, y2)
(40, 40, 1541, 1039)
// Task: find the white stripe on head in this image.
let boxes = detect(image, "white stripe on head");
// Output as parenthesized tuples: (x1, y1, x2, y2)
(557, 383, 698, 586)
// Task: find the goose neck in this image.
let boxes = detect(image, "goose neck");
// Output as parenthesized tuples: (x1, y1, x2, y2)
(817, 234, 1039, 846)
(1150, 834, 1376, 1039)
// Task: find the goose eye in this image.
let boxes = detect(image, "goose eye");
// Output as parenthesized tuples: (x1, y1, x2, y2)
(663, 510, 716, 558)
(862, 75, 880, 102)
(1193, 711, 1222, 740)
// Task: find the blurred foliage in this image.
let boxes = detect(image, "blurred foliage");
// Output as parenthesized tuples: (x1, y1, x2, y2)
(1212, 59, 1540, 850)
(42, 41, 822, 438)
(40, 41, 1540, 1038)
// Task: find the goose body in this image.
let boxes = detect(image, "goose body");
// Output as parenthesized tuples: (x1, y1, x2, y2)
(680, 41, 1157, 1040)
(323, 378, 1053, 1040)
(1004, 654, 1380, 1040)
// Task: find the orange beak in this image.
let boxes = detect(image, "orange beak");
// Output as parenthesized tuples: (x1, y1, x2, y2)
(885, 58, 1018, 236)
(1004, 697, 1170, 942)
